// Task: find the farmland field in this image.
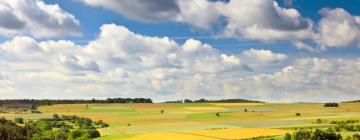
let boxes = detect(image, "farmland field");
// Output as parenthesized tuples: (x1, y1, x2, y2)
(1, 102, 360, 139)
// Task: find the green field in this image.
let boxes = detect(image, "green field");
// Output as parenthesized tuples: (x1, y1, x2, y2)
(1, 103, 360, 139)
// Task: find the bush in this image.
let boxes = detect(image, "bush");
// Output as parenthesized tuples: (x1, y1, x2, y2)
(284, 133, 291, 140)
(295, 113, 301, 116)
(69, 129, 83, 139)
(0, 117, 31, 139)
(14, 117, 24, 124)
(324, 103, 339, 107)
(53, 114, 59, 120)
(86, 129, 100, 138)
(215, 112, 220, 117)
(292, 129, 341, 140)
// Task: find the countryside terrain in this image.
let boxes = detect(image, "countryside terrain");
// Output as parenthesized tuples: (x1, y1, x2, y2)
(1, 101, 360, 139)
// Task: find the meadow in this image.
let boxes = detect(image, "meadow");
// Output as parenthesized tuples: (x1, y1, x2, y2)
(1, 102, 360, 139)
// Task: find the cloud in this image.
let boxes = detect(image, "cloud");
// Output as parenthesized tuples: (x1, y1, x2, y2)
(313, 8, 360, 49)
(293, 41, 320, 53)
(58, 54, 100, 73)
(81, 0, 312, 39)
(175, 0, 223, 30)
(219, 0, 312, 41)
(0, 24, 359, 102)
(82, 0, 179, 22)
(0, 0, 81, 38)
(242, 48, 287, 63)
(239, 58, 360, 102)
(80, 0, 360, 50)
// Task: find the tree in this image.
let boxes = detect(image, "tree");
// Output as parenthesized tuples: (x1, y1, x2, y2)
(0, 117, 31, 140)
(160, 110, 165, 114)
(38, 120, 52, 131)
(86, 129, 100, 138)
(53, 114, 60, 121)
(216, 112, 220, 117)
(324, 103, 339, 107)
(284, 133, 291, 140)
(69, 129, 83, 139)
(244, 109, 248, 112)
(295, 113, 301, 116)
(14, 117, 24, 124)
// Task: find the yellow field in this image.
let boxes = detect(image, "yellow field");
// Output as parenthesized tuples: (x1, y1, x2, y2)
(211, 103, 264, 107)
(124, 128, 288, 140)
(125, 132, 217, 140)
(182, 107, 228, 111)
(186, 128, 289, 139)
(38, 104, 88, 113)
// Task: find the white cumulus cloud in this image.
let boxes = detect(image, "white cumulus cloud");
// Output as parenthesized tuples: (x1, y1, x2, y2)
(0, 0, 81, 38)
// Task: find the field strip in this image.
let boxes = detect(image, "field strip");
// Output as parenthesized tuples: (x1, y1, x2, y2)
(174, 132, 226, 139)
(211, 103, 264, 107)
(183, 107, 229, 111)
(181, 128, 289, 140)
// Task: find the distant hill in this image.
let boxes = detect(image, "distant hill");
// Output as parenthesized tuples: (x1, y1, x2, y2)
(165, 98, 264, 103)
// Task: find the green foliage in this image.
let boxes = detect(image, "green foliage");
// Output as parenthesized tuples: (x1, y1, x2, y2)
(295, 113, 301, 116)
(216, 112, 220, 117)
(290, 129, 342, 140)
(284, 133, 291, 140)
(75, 118, 92, 128)
(86, 129, 100, 138)
(0, 117, 31, 140)
(0, 115, 108, 140)
(324, 102, 339, 107)
(15, 117, 24, 124)
(94, 120, 109, 128)
(53, 114, 60, 120)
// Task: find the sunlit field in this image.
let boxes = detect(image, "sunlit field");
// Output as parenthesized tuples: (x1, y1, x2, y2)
(1, 102, 360, 139)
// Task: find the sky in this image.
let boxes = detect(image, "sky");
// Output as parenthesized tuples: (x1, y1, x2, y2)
(0, 0, 359, 102)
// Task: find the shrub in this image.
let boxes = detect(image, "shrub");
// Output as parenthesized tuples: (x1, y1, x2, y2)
(295, 113, 301, 116)
(53, 114, 59, 120)
(14, 117, 24, 124)
(216, 112, 220, 117)
(284, 133, 291, 140)
(324, 103, 339, 107)
(86, 129, 100, 138)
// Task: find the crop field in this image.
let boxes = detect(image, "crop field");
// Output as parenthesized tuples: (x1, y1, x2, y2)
(1, 102, 360, 139)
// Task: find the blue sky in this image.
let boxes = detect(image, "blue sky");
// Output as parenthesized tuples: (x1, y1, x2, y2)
(0, 0, 359, 102)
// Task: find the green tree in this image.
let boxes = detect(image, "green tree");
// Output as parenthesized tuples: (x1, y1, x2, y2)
(53, 114, 60, 121)
(284, 133, 291, 140)
(14, 117, 24, 124)
(86, 129, 100, 138)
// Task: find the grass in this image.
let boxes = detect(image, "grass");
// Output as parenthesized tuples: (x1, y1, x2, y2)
(2, 102, 359, 139)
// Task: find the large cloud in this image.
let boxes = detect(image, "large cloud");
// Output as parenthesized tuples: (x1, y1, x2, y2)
(0, 24, 358, 102)
(314, 8, 360, 49)
(236, 58, 360, 102)
(0, 0, 81, 38)
(218, 0, 313, 41)
(82, 0, 180, 22)
(81, 0, 312, 40)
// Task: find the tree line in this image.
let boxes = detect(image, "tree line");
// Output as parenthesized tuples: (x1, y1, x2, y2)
(0, 98, 153, 107)
(165, 98, 263, 103)
(323, 102, 339, 107)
